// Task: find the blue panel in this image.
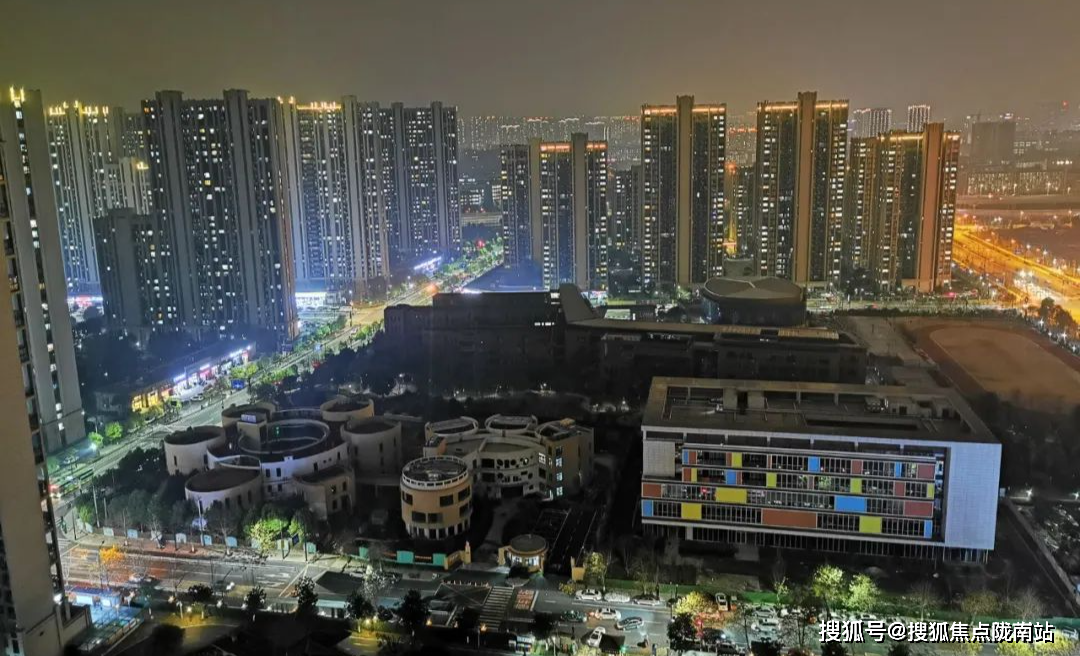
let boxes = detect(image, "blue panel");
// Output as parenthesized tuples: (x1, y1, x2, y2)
(642, 500, 654, 517)
(725, 470, 737, 485)
(682, 451, 690, 465)
(834, 495, 867, 513)
(808, 457, 821, 473)
(923, 521, 933, 539)
(894, 462, 903, 478)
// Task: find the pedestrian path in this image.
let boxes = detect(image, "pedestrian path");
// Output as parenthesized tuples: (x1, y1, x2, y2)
(478, 585, 514, 628)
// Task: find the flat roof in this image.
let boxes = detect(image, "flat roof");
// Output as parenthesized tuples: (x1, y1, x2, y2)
(643, 377, 995, 444)
(186, 467, 259, 493)
(702, 277, 804, 302)
(402, 457, 468, 484)
(165, 426, 224, 446)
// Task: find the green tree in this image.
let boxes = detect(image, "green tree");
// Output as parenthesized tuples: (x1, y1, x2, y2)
(205, 502, 243, 551)
(674, 590, 717, 617)
(289, 508, 316, 543)
(244, 586, 266, 621)
(88, 432, 104, 448)
(780, 587, 820, 653)
(811, 565, 845, 613)
(248, 516, 288, 554)
(960, 590, 999, 621)
(582, 551, 608, 589)
(346, 590, 375, 623)
(123, 413, 145, 435)
(908, 580, 939, 620)
(668, 613, 696, 655)
(730, 603, 755, 651)
(104, 421, 123, 443)
(188, 583, 214, 604)
(168, 500, 195, 533)
(294, 576, 318, 616)
(397, 589, 429, 638)
(847, 574, 880, 613)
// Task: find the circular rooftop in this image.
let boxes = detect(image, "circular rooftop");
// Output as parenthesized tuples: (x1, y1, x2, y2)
(401, 456, 469, 488)
(222, 403, 274, 422)
(485, 415, 537, 433)
(237, 419, 330, 457)
(344, 417, 399, 435)
(508, 533, 548, 555)
(185, 467, 260, 493)
(427, 417, 479, 437)
(702, 276, 804, 303)
(321, 396, 373, 414)
(164, 425, 225, 446)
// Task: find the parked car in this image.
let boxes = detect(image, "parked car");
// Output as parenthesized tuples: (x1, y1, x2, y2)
(604, 591, 631, 604)
(575, 589, 603, 601)
(702, 628, 730, 644)
(632, 595, 664, 607)
(561, 610, 586, 623)
(616, 617, 645, 631)
(586, 627, 607, 647)
(592, 608, 622, 621)
(714, 593, 729, 612)
(753, 618, 780, 633)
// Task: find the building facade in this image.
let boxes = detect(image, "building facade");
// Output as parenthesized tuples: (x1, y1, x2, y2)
(380, 102, 461, 268)
(499, 143, 532, 266)
(0, 89, 87, 452)
(609, 165, 641, 257)
(94, 209, 157, 337)
(843, 124, 960, 292)
(400, 456, 473, 540)
(726, 163, 755, 258)
(907, 105, 931, 133)
(852, 107, 892, 139)
(141, 90, 298, 342)
(0, 88, 92, 655)
(754, 92, 848, 287)
(640, 96, 726, 291)
(640, 378, 1000, 561)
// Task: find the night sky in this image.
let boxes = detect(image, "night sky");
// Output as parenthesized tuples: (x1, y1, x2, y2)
(5, 0, 1078, 120)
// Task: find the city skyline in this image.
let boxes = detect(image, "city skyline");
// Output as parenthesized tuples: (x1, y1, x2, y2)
(4, 0, 1080, 121)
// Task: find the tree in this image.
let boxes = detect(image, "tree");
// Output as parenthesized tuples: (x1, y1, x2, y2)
(295, 576, 318, 616)
(169, 499, 195, 534)
(811, 565, 845, 614)
(289, 508, 317, 543)
(188, 583, 214, 604)
(908, 580, 939, 620)
(248, 515, 288, 554)
(1009, 586, 1045, 621)
(582, 551, 608, 589)
(780, 587, 820, 653)
(847, 574, 880, 614)
(822, 643, 848, 656)
(205, 502, 242, 552)
(88, 431, 104, 448)
(397, 589, 429, 638)
(668, 614, 697, 655)
(104, 421, 123, 443)
(244, 586, 266, 621)
(674, 590, 717, 617)
(960, 590, 999, 621)
(532, 612, 556, 648)
(98, 545, 127, 588)
(347, 590, 375, 623)
(630, 551, 658, 594)
(730, 603, 755, 651)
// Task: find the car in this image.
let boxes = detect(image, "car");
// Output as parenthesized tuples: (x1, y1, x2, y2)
(604, 590, 631, 603)
(561, 610, 586, 623)
(714, 593, 729, 612)
(716, 643, 741, 655)
(632, 595, 664, 607)
(754, 618, 781, 633)
(586, 627, 607, 647)
(702, 628, 730, 644)
(856, 613, 879, 623)
(1058, 628, 1079, 641)
(62, 455, 78, 466)
(127, 573, 151, 584)
(616, 617, 644, 631)
(575, 589, 603, 601)
(592, 608, 622, 621)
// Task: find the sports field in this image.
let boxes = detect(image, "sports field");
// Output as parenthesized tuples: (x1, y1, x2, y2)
(901, 317, 1080, 414)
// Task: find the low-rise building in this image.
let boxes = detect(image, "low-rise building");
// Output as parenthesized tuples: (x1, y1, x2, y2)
(422, 415, 593, 499)
(164, 426, 226, 475)
(639, 377, 1000, 561)
(400, 456, 473, 540)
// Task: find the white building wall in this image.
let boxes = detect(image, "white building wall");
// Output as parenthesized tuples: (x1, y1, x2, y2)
(942, 441, 1002, 550)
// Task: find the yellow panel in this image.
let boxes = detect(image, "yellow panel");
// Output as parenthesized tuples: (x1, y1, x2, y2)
(850, 478, 862, 494)
(731, 453, 742, 468)
(859, 516, 882, 534)
(926, 484, 934, 499)
(681, 503, 702, 520)
(714, 488, 748, 504)
(766, 473, 777, 488)
(690, 468, 698, 483)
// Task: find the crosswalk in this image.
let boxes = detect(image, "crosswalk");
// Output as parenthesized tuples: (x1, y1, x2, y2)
(479, 585, 514, 628)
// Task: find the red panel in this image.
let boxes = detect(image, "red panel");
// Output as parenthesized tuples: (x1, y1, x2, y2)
(682, 468, 692, 482)
(642, 482, 662, 498)
(851, 459, 863, 475)
(762, 508, 818, 529)
(917, 463, 935, 480)
(905, 500, 933, 518)
(726, 452, 733, 466)
(894, 481, 906, 497)
(688, 451, 698, 465)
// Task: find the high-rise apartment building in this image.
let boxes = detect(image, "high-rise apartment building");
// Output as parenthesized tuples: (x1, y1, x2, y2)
(499, 144, 532, 266)
(852, 107, 892, 139)
(94, 209, 157, 337)
(0, 89, 87, 453)
(609, 165, 641, 256)
(640, 96, 726, 291)
(380, 102, 461, 267)
(282, 99, 387, 298)
(460, 115, 504, 151)
(907, 104, 932, 133)
(141, 90, 298, 342)
(843, 124, 960, 292)
(725, 163, 756, 258)
(754, 92, 848, 287)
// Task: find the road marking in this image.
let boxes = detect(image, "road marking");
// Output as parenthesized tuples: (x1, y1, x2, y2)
(280, 563, 309, 598)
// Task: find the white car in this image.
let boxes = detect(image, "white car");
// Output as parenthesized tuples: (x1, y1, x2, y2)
(604, 591, 631, 603)
(753, 618, 780, 633)
(592, 608, 622, 621)
(575, 589, 603, 601)
(714, 593, 729, 612)
(586, 627, 607, 647)
(633, 595, 664, 607)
